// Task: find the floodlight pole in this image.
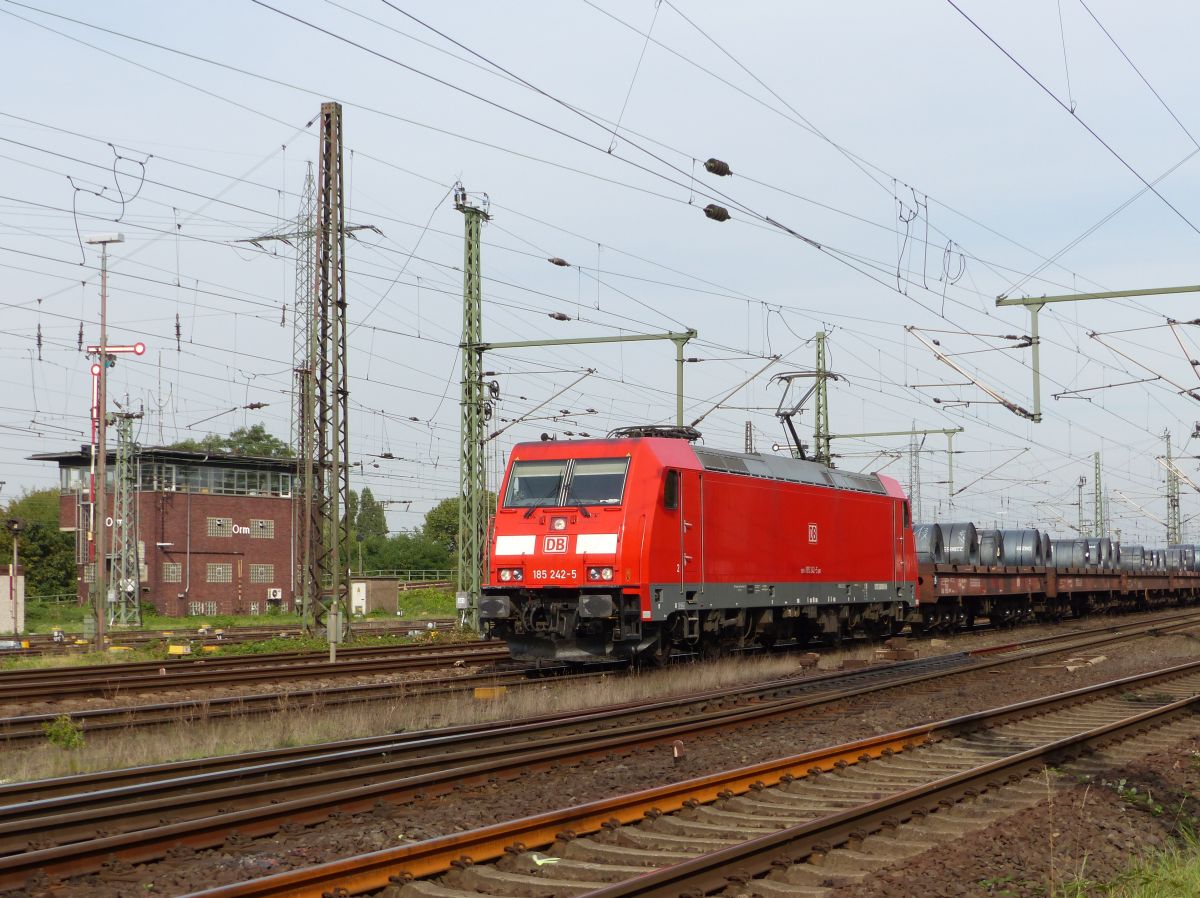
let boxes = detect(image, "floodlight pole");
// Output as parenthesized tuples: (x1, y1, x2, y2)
(996, 284, 1200, 422)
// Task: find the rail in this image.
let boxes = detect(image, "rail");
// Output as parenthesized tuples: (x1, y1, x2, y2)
(3, 612, 1199, 888)
(174, 659, 1200, 898)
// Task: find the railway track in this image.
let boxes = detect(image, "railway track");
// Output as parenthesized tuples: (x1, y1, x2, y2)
(4, 608, 1196, 743)
(176, 660, 1200, 898)
(9, 619, 459, 655)
(0, 664, 603, 744)
(2, 611, 1197, 890)
(0, 640, 507, 703)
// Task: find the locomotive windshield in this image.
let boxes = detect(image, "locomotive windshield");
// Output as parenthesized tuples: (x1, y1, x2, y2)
(504, 457, 629, 508)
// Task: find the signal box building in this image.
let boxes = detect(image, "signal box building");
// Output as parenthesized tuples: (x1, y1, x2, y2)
(33, 447, 298, 617)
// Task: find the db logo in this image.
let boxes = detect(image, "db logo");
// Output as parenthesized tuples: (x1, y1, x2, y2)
(543, 535, 569, 554)
(807, 523, 818, 544)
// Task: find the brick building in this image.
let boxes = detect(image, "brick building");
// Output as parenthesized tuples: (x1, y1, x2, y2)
(33, 447, 298, 616)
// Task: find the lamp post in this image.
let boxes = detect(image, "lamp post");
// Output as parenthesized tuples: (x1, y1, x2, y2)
(5, 519, 20, 637)
(85, 232, 124, 651)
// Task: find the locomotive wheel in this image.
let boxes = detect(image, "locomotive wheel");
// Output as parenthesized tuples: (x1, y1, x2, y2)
(638, 633, 672, 669)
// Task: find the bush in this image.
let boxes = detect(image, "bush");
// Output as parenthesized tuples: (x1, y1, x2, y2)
(43, 714, 84, 750)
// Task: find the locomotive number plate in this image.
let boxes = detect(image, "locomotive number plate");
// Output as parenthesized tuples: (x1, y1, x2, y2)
(532, 569, 578, 581)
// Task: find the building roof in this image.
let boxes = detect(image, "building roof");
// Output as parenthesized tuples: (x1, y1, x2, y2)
(30, 445, 299, 473)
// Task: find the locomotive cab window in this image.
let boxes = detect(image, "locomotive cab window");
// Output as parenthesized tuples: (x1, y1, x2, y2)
(504, 457, 629, 508)
(565, 458, 629, 505)
(504, 460, 568, 508)
(663, 469, 679, 510)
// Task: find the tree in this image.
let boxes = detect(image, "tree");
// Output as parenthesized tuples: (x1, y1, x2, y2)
(357, 488, 388, 540)
(422, 493, 496, 556)
(170, 423, 292, 458)
(365, 531, 452, 572)
(0, 489, 75, 597)
(423, 497, 458, 556)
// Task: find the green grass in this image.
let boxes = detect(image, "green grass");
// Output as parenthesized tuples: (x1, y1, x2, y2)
(24, 600, 88, 632)
(1058, 832, 1200, 897)
(22, 587, 455, 635)
(141, 611, 303, 630)
(393, 587, 457, 618)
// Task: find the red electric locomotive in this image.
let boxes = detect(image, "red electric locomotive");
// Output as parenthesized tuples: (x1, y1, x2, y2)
(480, 431, 918, 662)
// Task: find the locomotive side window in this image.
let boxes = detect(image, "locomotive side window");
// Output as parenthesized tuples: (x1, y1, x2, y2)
(903, 500, 911, 527)
(565, 458, 629, 505)
(663, 469, 679, 510)
(504, 460, 568, 507)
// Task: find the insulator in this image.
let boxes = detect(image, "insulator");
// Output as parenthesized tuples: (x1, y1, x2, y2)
(704, 158, 732, 177)
(548, 312, 571, 321)
(77, 322, 84, 352)
(547, 257, 570, 267)
(685, 357, 701, 363)
(703, 204, 730, 222)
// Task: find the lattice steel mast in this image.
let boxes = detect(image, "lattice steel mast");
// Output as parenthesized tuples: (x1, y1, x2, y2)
(311, 102, 351, 638)
(813, 331, 831, 467)
(1093, 451, 1105, 537)
(455, 185, 490, 629)
(109, 410, 143, 626)
(908, 427, 921, 522)
(1166, 430, 1182, 544)
(294, 165, 318, 628)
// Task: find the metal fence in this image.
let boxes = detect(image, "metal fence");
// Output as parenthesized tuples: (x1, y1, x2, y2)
(356, 569, 454, 582)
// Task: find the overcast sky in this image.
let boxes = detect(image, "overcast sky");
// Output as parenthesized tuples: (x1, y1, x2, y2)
(3, 0, 1200, 546)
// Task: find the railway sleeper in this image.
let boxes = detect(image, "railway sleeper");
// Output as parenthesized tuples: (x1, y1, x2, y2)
(505, 852, 647, 883)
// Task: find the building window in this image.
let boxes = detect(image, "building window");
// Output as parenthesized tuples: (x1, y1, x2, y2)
(250, 519, 275, 539)
(187, 601, 218, 616)
(249, 564, 274, 584)
(162, 562, 182, 583)
(207, 517, 233, 538)
(249, 602, 260, 616)
(206, 562, 233, 584)
(82, 563, 96, 583)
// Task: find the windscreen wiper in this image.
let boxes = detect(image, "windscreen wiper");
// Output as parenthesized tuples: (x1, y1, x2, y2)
(523, 502, 591, 519)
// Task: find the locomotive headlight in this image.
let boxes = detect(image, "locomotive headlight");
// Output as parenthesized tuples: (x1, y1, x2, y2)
(498, 567, 523, 583)
(499, 568, 512, 582)
(600, 566, 613, 581)
(551, 517, 567, 531)
(587, 566, 614, 582)
(512, 568, 523, 582)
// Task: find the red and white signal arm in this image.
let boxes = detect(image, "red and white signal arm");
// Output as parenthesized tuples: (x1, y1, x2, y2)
(807, 523, 818, 544)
